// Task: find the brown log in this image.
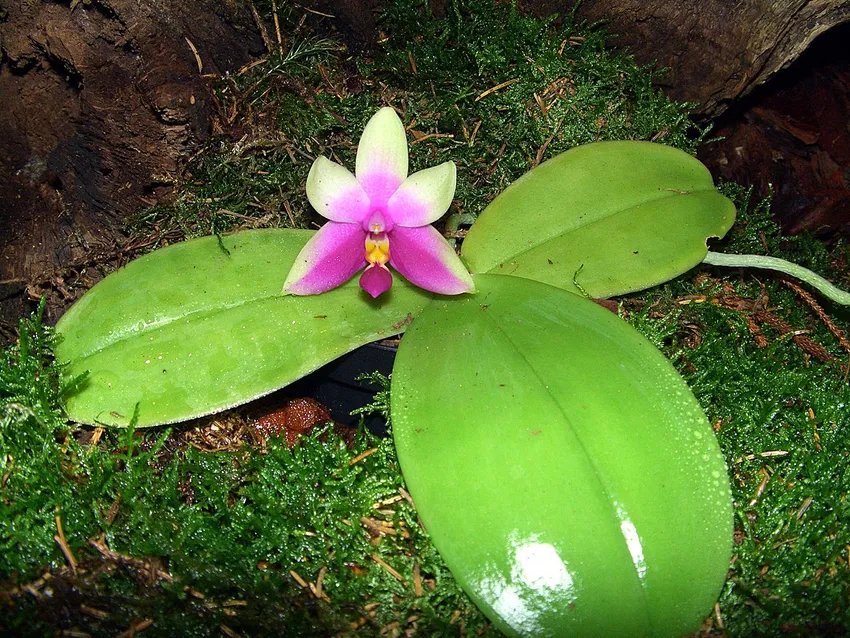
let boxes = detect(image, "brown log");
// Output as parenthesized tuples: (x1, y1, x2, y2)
(302, 0, 850, 116)
(0, 0, 263, 324)
(698, 28, 850, 238)
(525, 0, 850, 117)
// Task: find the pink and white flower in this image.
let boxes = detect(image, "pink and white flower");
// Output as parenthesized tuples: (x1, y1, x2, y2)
(283, 107, 475, 298)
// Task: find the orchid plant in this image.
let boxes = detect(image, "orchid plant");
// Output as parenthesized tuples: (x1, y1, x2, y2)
(283, 108, 474, 298)
(54, 106, 850, 637)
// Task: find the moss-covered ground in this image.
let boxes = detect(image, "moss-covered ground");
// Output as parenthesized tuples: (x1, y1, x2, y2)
(3, 1, 850, 635)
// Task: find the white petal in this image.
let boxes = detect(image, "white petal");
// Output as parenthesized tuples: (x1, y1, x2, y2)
(355, 107, 408, 203)
(306, 156, 370, 223)
(387, 161, 457, 227)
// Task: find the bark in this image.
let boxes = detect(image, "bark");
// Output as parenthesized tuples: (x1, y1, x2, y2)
(302, 0, 850, 116)
(526, 0, 850, 117)
(698, 27, 850, 238)
(0, 0, 263, 325)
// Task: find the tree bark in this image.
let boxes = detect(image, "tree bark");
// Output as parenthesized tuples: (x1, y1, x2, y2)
(526, 0, 850, 117)
(0, 0, 263, 325)
(300, 0, 850, 117)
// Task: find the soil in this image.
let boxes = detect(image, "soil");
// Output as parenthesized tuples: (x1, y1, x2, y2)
(0, 0, 263, 332)
(699, 23, 850, 239)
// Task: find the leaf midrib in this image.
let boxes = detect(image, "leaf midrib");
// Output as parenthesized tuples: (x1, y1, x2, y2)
(475, 184, 718, 269)
(479, 303, 656, 627)
(61, 291, 286, 364)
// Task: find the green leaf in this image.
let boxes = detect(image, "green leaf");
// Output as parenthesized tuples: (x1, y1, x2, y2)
(461, 141, 736, 298)
(392, 274, 732, 637)
(56, 229, 431, 427)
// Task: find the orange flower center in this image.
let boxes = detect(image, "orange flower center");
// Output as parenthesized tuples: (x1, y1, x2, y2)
(365, 233, 390, 266)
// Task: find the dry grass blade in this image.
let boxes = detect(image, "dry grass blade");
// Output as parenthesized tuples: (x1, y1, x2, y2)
(475, 78, 519, 102)
(371, 555, 406, 584)
(116, 618, 153, 638)
(54, 514, 77, 573)
(349, 447, 378, 465)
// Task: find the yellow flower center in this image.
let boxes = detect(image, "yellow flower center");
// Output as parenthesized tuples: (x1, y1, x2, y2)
(365, 233, 390, 266)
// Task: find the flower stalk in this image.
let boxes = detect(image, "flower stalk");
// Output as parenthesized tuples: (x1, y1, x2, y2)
(703, 251, 850, 305)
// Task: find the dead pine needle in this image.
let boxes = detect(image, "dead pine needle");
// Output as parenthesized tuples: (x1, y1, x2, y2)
(315, 566, 328, 600)
(184, 37, 203, 74)
(747, 468, 771, 507)
(80, 604, 109, 620)
(533, 117, 563, 168)
(399, 488, 416, 510)
(413, 561, 423, 597)
(469, 120, 482, 147)
(248, 1, 274, 53)
(796, 496, 814, 520)
(89, 426, 104, 448)
(475, 78, 519, 102)
(116, 618, 153, 638)
(271, 0, 283, 53)
(371, 555, 406, 584)
(409, 132, 454, 145)
(54, 513, 77, 573)
(349, 447, 379, 466)
(714, 602, 725, 630)
(303, 6, 335, 17)
(289, 569, 310, 589)
(283, 200, 296, 226)
(361, 516, 397, 536)
(220, 625, 242, 638)
(734, 450, 789, 463)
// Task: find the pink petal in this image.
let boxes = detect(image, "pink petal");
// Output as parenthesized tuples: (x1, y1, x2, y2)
(282, 222, 366, 295)
(387, 161, 456, 227)
(306, 157, 371, 223)
(355, 108, 408, 206)
(389, 226, 475, 296)
(359, 264, 393, 298)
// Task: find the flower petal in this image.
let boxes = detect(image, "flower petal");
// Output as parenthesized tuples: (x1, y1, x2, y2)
(359, 264, 393, 298)
(386, 161, 457, 227)
(355, 107, 408, 206)
(306, 156, 371, 223)
(389, 225, 475, 295)
(282, 222, 366, 295)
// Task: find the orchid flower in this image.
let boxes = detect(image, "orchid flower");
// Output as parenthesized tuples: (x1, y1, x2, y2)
(282, 107, 475, 298)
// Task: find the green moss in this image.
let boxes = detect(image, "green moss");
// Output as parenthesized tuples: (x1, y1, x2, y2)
(127, 0, 700, 243)
(4, 1, 850, 635)
(7, 199, 850, 636)
(625, 192, 850, 635)
(0, 306, 489, 635)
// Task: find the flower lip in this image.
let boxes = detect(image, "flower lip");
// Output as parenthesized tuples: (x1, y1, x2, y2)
(359, 264, 393, 298)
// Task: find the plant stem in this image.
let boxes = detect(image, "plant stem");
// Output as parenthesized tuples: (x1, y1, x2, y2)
(444, 213, 476, 248)
(703, 251, 850, 305)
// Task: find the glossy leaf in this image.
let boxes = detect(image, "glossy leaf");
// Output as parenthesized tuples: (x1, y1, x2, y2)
(461, 141, 736, 298)
(392, 274, 732, 637)
(56, 229, 431, 427)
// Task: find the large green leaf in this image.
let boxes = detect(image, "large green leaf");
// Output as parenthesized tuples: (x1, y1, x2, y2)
(392, 274, 732, 637)
(56, 229, 431, 427)
(461, 141, 735, 298)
